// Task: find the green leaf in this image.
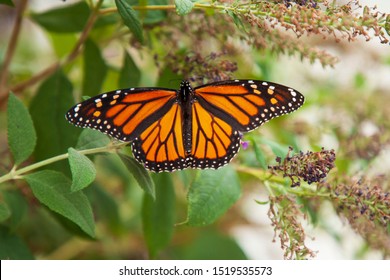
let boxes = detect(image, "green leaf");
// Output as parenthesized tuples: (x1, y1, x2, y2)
(157, 67, 183, 88)
(30, 69, 80, 174)
(141, 0, 168, 24)
(226, 10, 246, 31)
(68, 148, 96, 192)
(175, 0, 194, 16)
(76, 129, 110, 150)
(24, 170, 95, 238)
(49, 33, 78, 58)
(142, 173, 175, 258)
(82, 39, 108, 97)
(115, 0, 144, 43)
(7, 92, 37, 165)
(250, 138, 267, 169)
(31, 2, 90, 33)
(85, 182, 121, 233)
(119, 154, 155, 199)
(0, 226, 34, 260)
(186, 167, 241, 226)
(0, 201, 11, 222)
(0, 0, 14, 7)
(260, 137, 290, 160)
(385, 14, 390, 37)
(2, 190, 28, 230)
(119, 51, 141, 88)
(178, 230, 247, 260)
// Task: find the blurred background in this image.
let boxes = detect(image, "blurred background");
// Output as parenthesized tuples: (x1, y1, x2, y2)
(0, 0, 389, 259)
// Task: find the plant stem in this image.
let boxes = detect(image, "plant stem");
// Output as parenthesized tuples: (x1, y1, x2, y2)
(0, 142, 127, 185)
(0, 0, 29, 96)
(0, 0, 105, 106)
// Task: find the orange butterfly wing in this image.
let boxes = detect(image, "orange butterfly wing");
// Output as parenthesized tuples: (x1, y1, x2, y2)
(194, 80, 304, 132)
(66, 88, 177, 142)
(66, 80, 304, 172)
(131, 103, 189, 172)
(190, 102, 241, 169)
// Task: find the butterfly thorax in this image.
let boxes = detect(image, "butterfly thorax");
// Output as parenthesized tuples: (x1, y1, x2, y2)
(178, 80, 193, 154)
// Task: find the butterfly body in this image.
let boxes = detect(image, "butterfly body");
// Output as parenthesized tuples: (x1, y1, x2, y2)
(66, 79, 304, 172)
(177, 80, 194, 154)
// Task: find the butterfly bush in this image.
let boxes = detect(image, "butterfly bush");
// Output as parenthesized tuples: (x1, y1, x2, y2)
(268, 147, 390, 258)
(1, 0, 390, 260)
(268, 147, 336, 187)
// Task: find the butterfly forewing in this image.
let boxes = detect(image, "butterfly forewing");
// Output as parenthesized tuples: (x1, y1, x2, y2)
(66, 88, 177, 142)
(194, 80, 304, 132)
(66, 79, 305, 173)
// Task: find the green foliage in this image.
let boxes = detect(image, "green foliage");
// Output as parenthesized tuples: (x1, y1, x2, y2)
(2, 191, 28, 230)
(7, 92, 36, 165)
(68, 148, 97, 192)
(186, 167, 241, 226)
(29, 70, 80, 173)
(119, 51, 141, 88)
(31, 2, 91, 33)
(24, 170, 95, 238)
(115, 0, 144, 43)
(175, 0, 194, 16)
(0, 202, 11, 222)
(0, 226, 34, 260)
(76, 129, 110, 150)
(0, 0, 13, 7)
(176, 230, 247, 260)
(120, 154, 156, 199)
(82, 39, 108, 98)
(142, 173, 175, 258)
(0, 0, 389, 260)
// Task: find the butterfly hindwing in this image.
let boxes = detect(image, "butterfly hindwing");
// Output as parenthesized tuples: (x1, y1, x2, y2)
(190, 101, 241, 169)
(66, 88, 177, 142)
(131, 103, 189, 172)
(66, 79, 305, 172)
(194, 80, 304, 132)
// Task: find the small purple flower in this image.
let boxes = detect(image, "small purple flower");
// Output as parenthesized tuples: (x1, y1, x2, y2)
(241, 140, 249, 150)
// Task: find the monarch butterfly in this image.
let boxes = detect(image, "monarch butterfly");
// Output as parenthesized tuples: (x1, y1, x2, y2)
(66, 79, 304, 172)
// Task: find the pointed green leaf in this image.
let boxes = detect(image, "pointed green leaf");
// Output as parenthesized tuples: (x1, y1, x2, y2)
(115, 0, 144, 43)
(0, 0, 14, 7)
(24, 170, 95, 238)
(30, 70, 80, 173)
(119, 51, 141, 88)
(7, 92, 37, 165)
(83, 39, 108, 97)
(68, 148, 96, 192)
(119, 154, 155, 199)
(175, 0, 194, 16)
(142, 173, 175, 258)
(186, 167, 241, 226)
(0, 226, 34, 260)
(76, 129, 110, 150)
(31, 1, 90, 33)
